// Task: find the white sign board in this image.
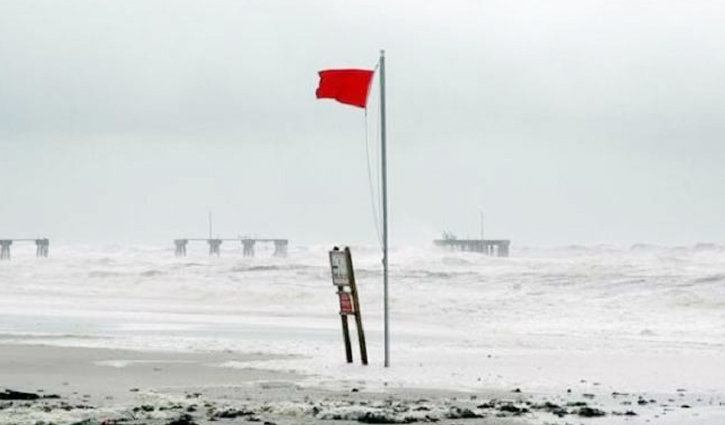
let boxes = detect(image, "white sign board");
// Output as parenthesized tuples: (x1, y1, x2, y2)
(329, 249, 350, 285)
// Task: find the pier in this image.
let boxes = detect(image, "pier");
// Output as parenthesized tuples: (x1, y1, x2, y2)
(174, 238, 288, 257)
(434, 238, 510, 257)
(0, 238, 50, 260)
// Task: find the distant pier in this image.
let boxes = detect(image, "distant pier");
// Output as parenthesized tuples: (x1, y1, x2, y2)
(434, 238, 510, 257)
(174, 238, 288, 257)
(0, 238, 50, 260)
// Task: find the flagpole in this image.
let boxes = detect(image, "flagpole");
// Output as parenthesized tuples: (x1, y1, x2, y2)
(379, 49, 390, 368)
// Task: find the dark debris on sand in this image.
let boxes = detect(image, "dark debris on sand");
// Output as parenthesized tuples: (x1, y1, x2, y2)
(574, 406, 607, 417)
(209, 407, 256, 420)
(0, 389, 40, 400)
(3, 386, 710, 425)
(166, 414, 198, 425)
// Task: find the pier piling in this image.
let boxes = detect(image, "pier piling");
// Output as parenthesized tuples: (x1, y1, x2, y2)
(273, 239, 288, 257)
(207, 239, 222, 256)
(0, 240, 12, 260)
(174, 239, 188, 257)
(242, 239, 255, 257)
(35, 239, 49, 258)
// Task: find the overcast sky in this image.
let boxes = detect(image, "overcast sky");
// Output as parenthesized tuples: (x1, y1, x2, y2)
(1, 0, 724, 247)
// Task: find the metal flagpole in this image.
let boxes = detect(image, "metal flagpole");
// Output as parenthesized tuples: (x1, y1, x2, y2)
(379, 49, 390, 368)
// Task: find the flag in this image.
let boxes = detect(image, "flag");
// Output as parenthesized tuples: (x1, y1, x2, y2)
(315, 69, 374, 108)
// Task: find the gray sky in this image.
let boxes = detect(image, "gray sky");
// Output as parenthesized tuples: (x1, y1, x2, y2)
(1, 0, 724, 246)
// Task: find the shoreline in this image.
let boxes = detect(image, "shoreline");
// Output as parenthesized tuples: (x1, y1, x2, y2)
(1, 342, 723, 425)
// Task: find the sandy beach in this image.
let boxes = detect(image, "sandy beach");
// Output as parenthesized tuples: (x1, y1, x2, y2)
(0, 343, 536, 425)
(0, 343, 296, 404)
(1, 341, 722, 425)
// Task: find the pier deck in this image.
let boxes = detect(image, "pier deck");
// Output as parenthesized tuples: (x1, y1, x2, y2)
(434, 239, 510, 257)
(0, 238, 50, 260)
(174, 238, 288, 257)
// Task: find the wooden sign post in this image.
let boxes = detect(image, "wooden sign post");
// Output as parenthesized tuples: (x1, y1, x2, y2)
(329, 246, 368, 365)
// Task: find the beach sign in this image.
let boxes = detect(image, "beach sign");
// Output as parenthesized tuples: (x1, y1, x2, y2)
(329, 249, 350, 285)
(338, 292, 354, 315)
(329, 246, 368, 365)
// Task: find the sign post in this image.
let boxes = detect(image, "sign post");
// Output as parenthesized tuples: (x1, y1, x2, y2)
(329, 246, 368, 365)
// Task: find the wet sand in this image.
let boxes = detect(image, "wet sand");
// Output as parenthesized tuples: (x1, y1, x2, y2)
(0, 343, 530, 425)
(0, 343, 297, 405)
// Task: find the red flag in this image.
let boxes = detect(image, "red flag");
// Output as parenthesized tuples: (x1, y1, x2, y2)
(316, 69, 374, 108)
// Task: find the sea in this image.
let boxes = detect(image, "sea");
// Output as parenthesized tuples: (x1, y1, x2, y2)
(1, 242, 724, 422)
